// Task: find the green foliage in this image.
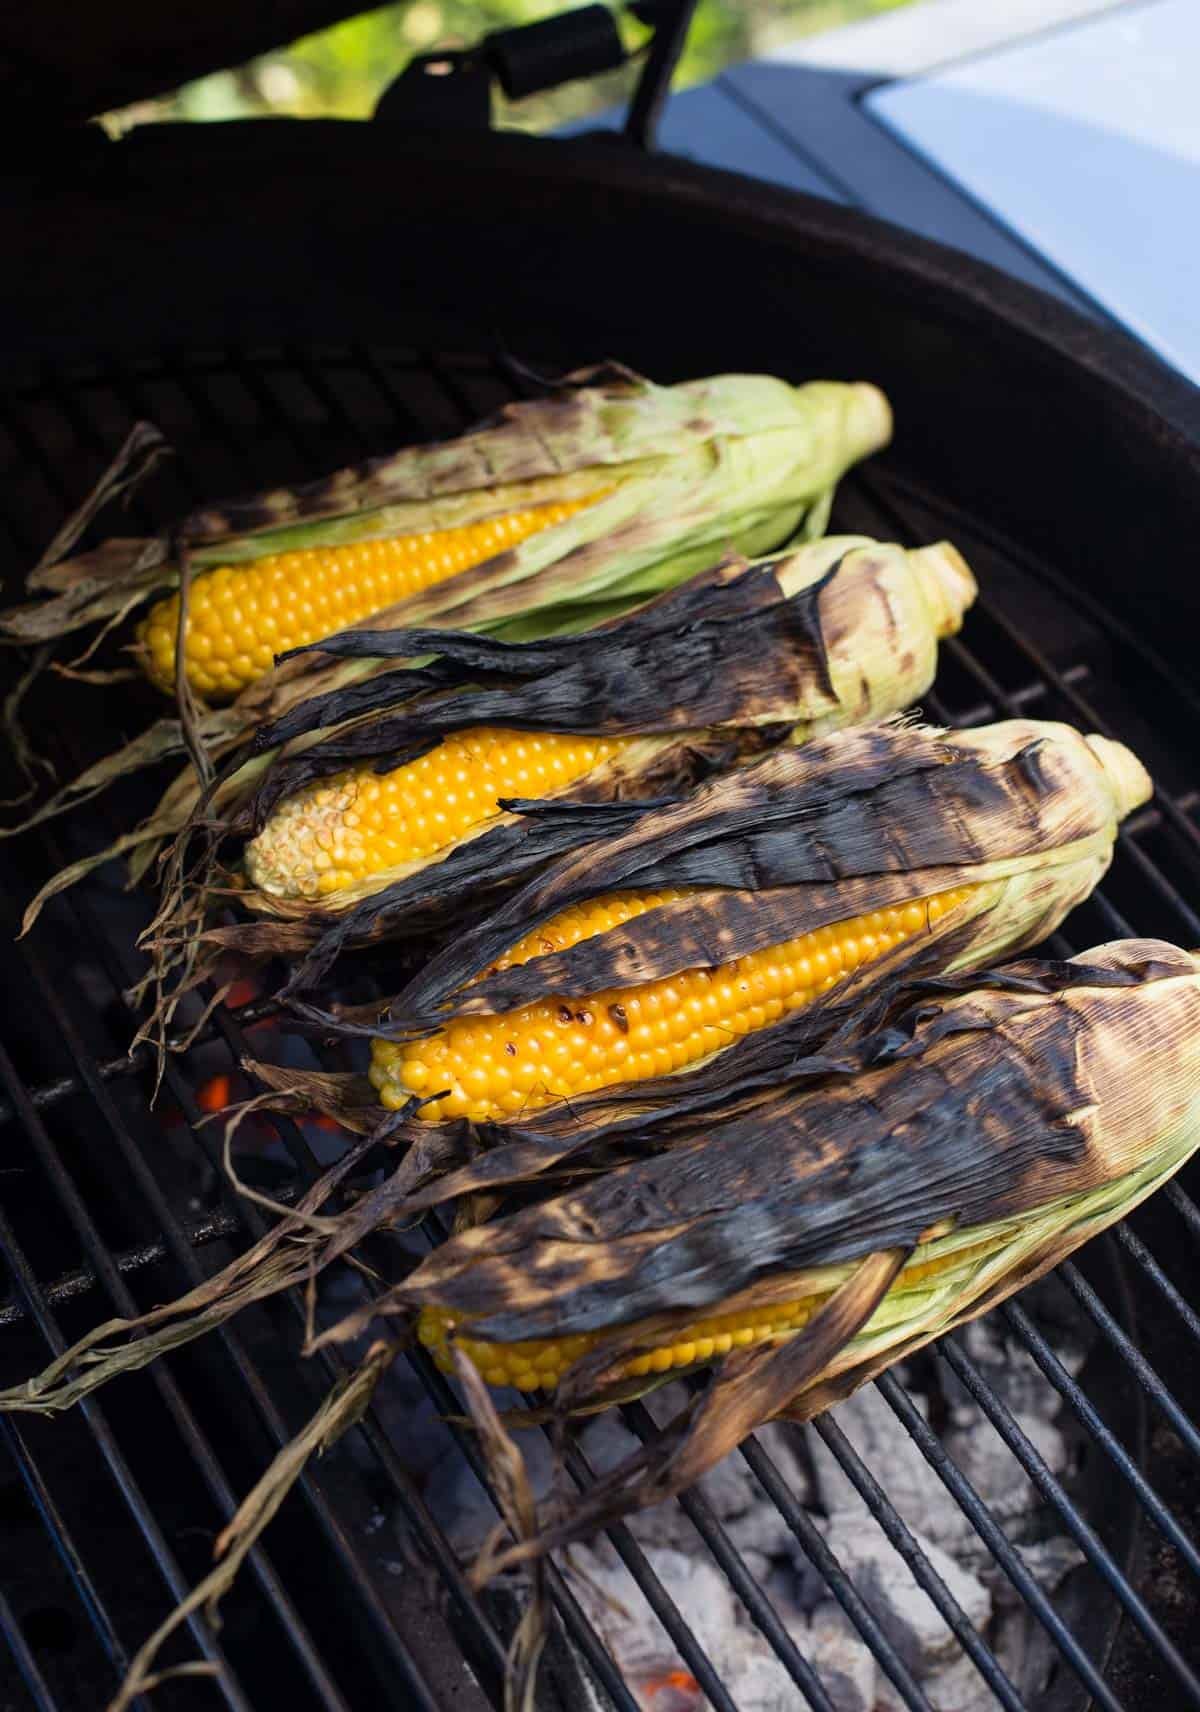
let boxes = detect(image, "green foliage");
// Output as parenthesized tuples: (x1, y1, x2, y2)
(107, 0, 914, 134)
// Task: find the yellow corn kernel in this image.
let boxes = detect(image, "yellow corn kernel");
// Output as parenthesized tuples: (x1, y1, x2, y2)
(415, 1238, 996, 1391)
(245, 728, 625, 901)
(370, 885, 976, 1121)
(137, 496, 597, 699)
(417, 1297, 822, 1390)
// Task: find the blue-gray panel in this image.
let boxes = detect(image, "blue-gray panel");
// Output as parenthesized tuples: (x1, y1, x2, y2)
(868, 0, 1200, 383)
(721, 56, 1089, 306)
(655, 81, 845, 201)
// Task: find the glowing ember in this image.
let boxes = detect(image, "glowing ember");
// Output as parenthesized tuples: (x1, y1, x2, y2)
(197, 1074, 232, 1113)
(639, 1670, 702, 1709)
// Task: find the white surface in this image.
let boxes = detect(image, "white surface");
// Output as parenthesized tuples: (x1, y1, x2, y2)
(866, 0, 1200, 381)
(757, 0, 1113, 76)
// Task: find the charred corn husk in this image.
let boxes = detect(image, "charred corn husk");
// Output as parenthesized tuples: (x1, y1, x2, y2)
(3, 370, 891, 704)
(403, 938, 1200, 1419)
(360, 719, 1149, 1126)
(233, 535, 974, 929)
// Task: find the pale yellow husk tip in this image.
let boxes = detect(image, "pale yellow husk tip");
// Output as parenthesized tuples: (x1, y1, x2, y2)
(1083, 734, 1153, 822)
(908, 541, 978, 638)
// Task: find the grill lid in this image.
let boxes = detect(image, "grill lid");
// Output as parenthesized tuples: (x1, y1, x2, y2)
(0, 0, 364, 127)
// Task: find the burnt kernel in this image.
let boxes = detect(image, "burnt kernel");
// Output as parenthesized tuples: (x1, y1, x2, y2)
(557, 1006, 574, 1025)
(576, 1009, 595, 1027)
(504, 1042, 517, 1057)
(609, 1003, 629, 1034)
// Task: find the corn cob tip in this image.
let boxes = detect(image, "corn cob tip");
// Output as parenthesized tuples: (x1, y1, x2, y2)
(907, 542, 978, 638)
(1084, 735, 1153, 820)
(846, 382, 893, 458)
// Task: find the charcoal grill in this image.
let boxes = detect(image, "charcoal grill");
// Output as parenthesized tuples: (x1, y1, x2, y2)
(2, 32, 1200, 1710)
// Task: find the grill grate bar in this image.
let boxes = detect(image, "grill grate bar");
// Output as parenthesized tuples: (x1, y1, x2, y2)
(624, 1396, 875, 1712)
(403, 1348, 648, 1712)
(283, 343, 377, 457)
(1057, 1263, 1200, 1464)
(2, 1410, 133, 1680)
(0, 1586, 58, 1711)
(732, 1431, 936, 1712)
(1113, 1222, 1200, 1351)
(8, 923, 365, 1712)
(808, 1414, 1026, 1712)
(557, 1430, 747, 1712)
(0, 1193, 302, 1330)
(0, 993, 280, 1132)
(1002, 1298, 1200, 1581)
(44, 853, 512, 1707)
(1165, 1181, 1200, 1239)
(874, 1373, 1125, 1712)
(0, 1154, 250, 1709)
(940, 1338, 1200, 1699)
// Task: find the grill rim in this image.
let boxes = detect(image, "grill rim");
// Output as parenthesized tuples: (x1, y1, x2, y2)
(2, 118, 1198, 442)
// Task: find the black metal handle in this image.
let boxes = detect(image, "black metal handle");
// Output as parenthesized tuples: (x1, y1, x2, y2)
(374, 0, 698, 150)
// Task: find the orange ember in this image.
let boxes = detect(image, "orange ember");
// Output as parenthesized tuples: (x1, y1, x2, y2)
(640, 1670, 702, 1707)
(197, 1074, 232, 1113)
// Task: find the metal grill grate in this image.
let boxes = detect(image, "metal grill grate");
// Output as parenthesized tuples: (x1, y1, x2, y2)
(1, 347, 1199, 1712)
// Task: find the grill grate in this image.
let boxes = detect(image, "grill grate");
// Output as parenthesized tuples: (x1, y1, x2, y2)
(1, 347, 1198, 1712)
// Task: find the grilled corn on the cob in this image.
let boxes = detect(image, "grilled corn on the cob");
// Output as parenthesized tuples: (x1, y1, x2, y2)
(237, 536, 975, 921)
(363, 720, 1149, 1125)
(4, 371, 891, 705)
(404, 938, 1200, 1418)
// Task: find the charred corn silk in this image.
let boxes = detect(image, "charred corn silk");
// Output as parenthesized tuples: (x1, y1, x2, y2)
(245, 729, 624, 901)
(369, 885, 975, 1120)
(138, 497, 596, 699)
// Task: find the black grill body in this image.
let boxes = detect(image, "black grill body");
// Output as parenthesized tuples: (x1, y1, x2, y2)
(0, 126, 1199, 1712)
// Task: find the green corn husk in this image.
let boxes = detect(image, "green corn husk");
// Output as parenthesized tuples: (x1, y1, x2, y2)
(382, 938, 1200, 1587)
(136, 534, 976, 1015)
(1, 369, 890, 846)
(4, 371, 891, 653)
(275, 717, 1150, 1144)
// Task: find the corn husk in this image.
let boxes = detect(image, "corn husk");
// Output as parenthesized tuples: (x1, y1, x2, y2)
(141, 534, 975, 1009)
(381, 938, 1200, 1583)
(1, 369, 890, 857)
(282, 718, 1149, 1148)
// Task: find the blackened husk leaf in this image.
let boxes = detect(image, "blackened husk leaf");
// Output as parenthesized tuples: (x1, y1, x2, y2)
(241, 557, 834, 824)
(276, 795, 679, 994)
(398, 940, 1200, 1348)
(357, 720, 1124, 1035)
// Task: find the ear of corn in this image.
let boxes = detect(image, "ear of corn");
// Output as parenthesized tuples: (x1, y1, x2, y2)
(4, 372, 892, 705)
(234, 536, 977, 925)
(360, 719, 1149, 1127)
(403, 939, 1200, 1402)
